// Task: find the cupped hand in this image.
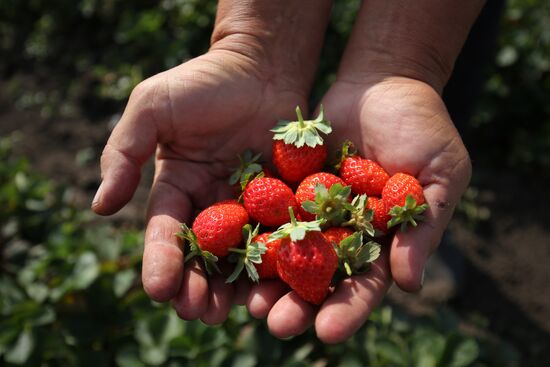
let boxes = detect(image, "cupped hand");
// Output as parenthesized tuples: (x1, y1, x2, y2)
(249, 76, 472, 342)
(91, 50, 307, 324)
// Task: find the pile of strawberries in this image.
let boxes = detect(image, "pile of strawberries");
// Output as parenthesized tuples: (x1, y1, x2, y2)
(177, 106, 428, 305)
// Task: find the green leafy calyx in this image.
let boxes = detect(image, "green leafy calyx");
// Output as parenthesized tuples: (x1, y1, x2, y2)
(228, 150, 263, 186)
(269, 207, 323, 242)
(301, 183, 353, 226)
(387, 194, 429, 231)
(343, 194, 375, 237)
(270, 105, 332, 148)
(226, 224, 266, 283)
(176, 224, 220, 275)
(335, 232, 381, 276)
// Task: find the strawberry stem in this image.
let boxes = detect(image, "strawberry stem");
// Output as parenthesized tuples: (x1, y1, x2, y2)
(289, 206, 298, 226)
(228, 248, 247, 255)
(296, 106, 305, 129)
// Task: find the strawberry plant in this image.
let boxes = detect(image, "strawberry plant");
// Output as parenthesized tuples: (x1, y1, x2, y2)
(0, 135, 518, 366)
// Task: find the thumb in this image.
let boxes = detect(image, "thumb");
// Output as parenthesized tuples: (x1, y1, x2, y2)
(92, 78, 167, 215)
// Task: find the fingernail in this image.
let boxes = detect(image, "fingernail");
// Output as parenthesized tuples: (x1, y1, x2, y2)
(92, 182, 103, 208)
(420, 268, 426, 287)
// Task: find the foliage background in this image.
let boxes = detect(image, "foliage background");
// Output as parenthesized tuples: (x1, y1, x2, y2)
(1, 0, 548, 366)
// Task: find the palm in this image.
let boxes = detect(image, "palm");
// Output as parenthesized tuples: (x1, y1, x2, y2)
(151, 51, 306, 210)
(260, 77, 471, 342)
(94, 50, 307, 323)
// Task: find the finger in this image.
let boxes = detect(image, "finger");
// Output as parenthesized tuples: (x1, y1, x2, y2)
(246, 280, 289, 318)
(142, 162, 192, 302)
(200, 275, 235, 325)
(233, 277, 252, 306)
(267, 291, 316, 338)
(390, 183, 457, 292)
(171, 259, 209, 320)
(315, 249, 392, 344)
(92, 78, 167, 215)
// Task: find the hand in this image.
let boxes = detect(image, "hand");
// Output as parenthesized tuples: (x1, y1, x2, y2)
(91, 49, 307, 324)
(248, 76, 471, 342)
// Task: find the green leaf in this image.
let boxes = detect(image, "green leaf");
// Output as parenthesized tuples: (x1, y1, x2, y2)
(374, 338, 406, 366)
(114, 268, 137, 297)
(446, 337, 479, 367)
(301, 201, 319, 214)
(387, 195, 429, 231)
(226, 259, 245, 284)
(25, 283, 49, 303)
(73, 251, 99, 289)
(412, 330, 445, 367)
(135, 311, 184, 366)
(270, 208, 323, 242)
(363, 241, 381, 263)
(5, 327, 34, 364)
(116, 345, 146, 367)
(180, 224, 220, 275)
(30, 306, 55, 326)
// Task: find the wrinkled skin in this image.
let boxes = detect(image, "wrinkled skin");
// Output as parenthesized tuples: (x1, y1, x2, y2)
(92, 50, 307, 324)
(93, 52, 471, 338)
(255, 76, 471, 342)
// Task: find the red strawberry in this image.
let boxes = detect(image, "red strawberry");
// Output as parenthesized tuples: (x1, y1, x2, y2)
(271, 106, 332, 184)
(339, 155, 389, 196)
(336, 141, 389, 196)
(271, 209, 338, 305)
(382, 173, 428, 230)
(323, 227, 354, 246)
(252, 232, 281, 279)
(177, 201, 249, 274)
(367, 197, 391, 234)
(243, 177, 298, 227)
(295, 172, 346, 221)
(191, 201, 248, 257)
(272, 141, 327, 183)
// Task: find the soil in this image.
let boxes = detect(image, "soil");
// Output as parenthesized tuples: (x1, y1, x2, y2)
(1, 99, 549, 366)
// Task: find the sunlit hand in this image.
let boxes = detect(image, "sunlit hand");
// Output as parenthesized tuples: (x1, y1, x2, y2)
(247, 76, 471, 342)
(91, 50, 307, 324)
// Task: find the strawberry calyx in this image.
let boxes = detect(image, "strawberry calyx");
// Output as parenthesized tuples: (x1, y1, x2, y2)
(343, 194, 376, 237)
(177, 223, 220, 275)
(269, 207, 324, 242)
(334, 231, 381, 276)
(270, 105, 332, 148)
(387, 194, 429, 231)
(229, 150, 264, 185)
(226, 224, 267, 283)
(334, 140, 357, 171)
(301, 183, 353, 226)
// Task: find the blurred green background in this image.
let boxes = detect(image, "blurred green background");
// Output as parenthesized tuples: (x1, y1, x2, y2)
(1, 0, 549, 366)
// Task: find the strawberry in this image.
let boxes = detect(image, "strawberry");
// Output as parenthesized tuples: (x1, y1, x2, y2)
(271, 106, 332, 183)
(295, 172, 346, 221)
(177, 200, 249, 273)
(243, 177, 298, 227)
(323, 227, 354, 246)
(252, 232, 281, 279)
(270, 209, 338, 305)
(367, 196, 391, 234)
(272, 141, 327, 183)
(382, 173, 428, 230)
(337, 141, 389, 196)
